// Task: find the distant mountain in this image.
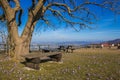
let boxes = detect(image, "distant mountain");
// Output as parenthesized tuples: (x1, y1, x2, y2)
(57, 41, 91, 46)
(31, 41, 102, 46)
(105, 39, 120, 44)
(57, 41, 102, 46)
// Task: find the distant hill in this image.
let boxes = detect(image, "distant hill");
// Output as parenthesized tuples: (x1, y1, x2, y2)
(105, 39, 120, 44)
(31, 41, 102, 46)
(31, 39, 120, 46)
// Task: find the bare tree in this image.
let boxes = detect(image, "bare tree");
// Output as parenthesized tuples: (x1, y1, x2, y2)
(0, 0, 119, 59)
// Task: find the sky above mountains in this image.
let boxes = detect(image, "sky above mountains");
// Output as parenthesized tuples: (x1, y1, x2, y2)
(0, 0, 120, 43)
(30, 1, 120, 42)
(32, 13, 120, 42)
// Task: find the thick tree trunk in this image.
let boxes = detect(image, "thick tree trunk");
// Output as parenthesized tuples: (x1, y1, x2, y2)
(14, 39, 30, 59)
(7, 16, 35, 59)
(8, 35, 32, 59)
(0, 0, 38, 60)
(7, 20, 33, 59)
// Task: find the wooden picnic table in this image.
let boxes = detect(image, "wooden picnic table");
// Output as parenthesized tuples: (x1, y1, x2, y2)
(22, 52, 62, 70)
(57, 45, 75, 53)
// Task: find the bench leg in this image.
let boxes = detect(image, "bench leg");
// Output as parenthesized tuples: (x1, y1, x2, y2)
(34, 64, 40, 70)
(57, 53, 62, 62)
(25, 62, 40, 70)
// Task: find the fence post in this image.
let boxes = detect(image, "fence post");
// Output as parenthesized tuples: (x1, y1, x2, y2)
(38, 45, 41, 51)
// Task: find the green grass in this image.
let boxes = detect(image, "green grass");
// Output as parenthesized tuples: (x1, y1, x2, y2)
(0, 48, 120, 80)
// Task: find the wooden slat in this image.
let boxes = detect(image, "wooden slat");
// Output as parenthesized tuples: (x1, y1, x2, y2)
(22, 52, 61, 59)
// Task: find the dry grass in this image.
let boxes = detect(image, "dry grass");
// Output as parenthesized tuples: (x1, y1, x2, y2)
(0, 48, 120, 80)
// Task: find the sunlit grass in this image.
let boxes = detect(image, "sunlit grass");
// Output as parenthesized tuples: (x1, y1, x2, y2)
(0, 48, 120, 80)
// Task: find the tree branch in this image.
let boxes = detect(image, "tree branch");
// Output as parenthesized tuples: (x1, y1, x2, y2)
(13, 0, 21, 11)
(0, 0, 13, 22)
(33, 0, 44, 15)
(0, 0, 11, 11)
(46, 3, 71, 13)
(45, 1, 114, 14)
(48, 8, 90, 31)
(43, 1, 117, 31)
(0, 0, 20, 43)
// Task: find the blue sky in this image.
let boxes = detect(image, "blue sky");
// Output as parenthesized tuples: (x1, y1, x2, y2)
(30, 1, 120, 42)
(0, 0, 120, 43)
(32, 11, 120, 42)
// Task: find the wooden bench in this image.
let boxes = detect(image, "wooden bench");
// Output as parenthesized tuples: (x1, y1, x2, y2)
(66, 45, 75, 53)
(22, 52, 62, 70)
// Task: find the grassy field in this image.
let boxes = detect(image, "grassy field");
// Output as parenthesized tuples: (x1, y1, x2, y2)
(0, 48, 120, 80)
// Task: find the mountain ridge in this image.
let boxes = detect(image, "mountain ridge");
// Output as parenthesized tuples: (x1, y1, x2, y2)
(105, 39, 120, 44)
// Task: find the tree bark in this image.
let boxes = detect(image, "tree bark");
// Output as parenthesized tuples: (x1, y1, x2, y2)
(8, 30, 32, 59)
(7, 17, 34, 59)
(13, 37, 31, 59)
(8, 23, 34, 59)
